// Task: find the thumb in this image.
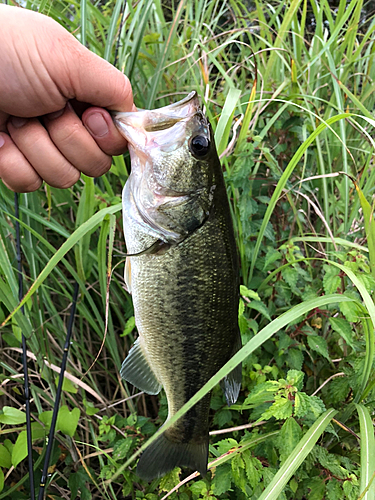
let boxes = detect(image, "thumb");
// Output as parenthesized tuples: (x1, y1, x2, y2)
(66, 47, 134, 112)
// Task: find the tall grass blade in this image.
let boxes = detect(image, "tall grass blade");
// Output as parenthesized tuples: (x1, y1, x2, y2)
(356, 404, 375, 500)
(353, 180, 375, 280)
(215, 87, 241, 156)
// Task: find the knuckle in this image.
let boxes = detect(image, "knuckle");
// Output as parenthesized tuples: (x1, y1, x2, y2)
(90, 155, 112, 176)
(57, 169, 81, 189)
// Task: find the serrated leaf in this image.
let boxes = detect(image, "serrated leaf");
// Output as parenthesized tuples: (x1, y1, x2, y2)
(323, 265, 341, 294)
(276, 417, 302, 463)
(264, 248, 282, 270)
(262, 396, 293, 420)
(286, 370, 304, 390)
(158, 468, 182, 492)
(294, 392, 310, 418)
(212, 463, 232, 495)
(329, 317, 355, 349)
(243, 453, 263, 488)
(187, 479, 207, 495)
(244, 381, 280, 406)
(240, 285, 260, 300)
(340, 299, 360, 322)
(113, 438, 134, 460)
(326, 377, 350, 405)
(247, 300, 272, 320)
(281, 266, 299, 289)
(287, 348, 304, 370)
(307, 335, 330, 360)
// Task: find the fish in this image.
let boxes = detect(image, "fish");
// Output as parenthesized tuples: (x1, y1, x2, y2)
(112, 92, 241, 481)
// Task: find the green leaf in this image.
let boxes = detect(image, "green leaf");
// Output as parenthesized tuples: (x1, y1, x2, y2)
(120, 316, 136, 337)
(56, 375, 78, 394)
(68, 467, 92, 500)
(281, 266, 299, 290)
(323, 265, 341, 294)
(287, 348, 304, 370)
(12, 423, 45, 468)
(240, 285, 260, 301)
(276, 418, 302, 464)
(158, 468, 181, 493)
(307, 335, 330, 360)
(212, 463, 232, 496)
(326, 377, 350, 405)
(262, 396, 293, 421)
(294, 392, 310, 418)
(0, 445, 11, 469)
(287, 370, 304, 390)
(215, 87, 241, 156)
(329, 317, 355, 349)
(113, 438, 134, 460)
(243, 453, 263, 488)
(258, 409, 337, 500)
(0, 407, 26, 425)
(340, 294, 361, 323)
(0, 468, 3, 493)
(57, 406, 80, 437)
(247, 300, 272, 321)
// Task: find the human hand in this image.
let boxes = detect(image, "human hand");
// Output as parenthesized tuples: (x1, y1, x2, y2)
(0, 5, 134, 192)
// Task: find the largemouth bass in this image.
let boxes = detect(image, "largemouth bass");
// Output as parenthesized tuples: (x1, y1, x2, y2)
(113, 92, 241, 480)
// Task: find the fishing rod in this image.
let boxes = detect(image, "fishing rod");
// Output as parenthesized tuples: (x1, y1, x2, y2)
(37, 281, 79, 500)
(14, 193, 80, 500)
(14, 192, 35, 500)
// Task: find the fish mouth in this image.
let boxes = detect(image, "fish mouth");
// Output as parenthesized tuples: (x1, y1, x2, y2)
(112, 92, 201, 148)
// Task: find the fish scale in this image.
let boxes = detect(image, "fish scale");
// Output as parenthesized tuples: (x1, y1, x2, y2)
(112, 92, 241, 480)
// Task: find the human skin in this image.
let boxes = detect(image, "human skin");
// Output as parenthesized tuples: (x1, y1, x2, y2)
(0, 4, 134, 192)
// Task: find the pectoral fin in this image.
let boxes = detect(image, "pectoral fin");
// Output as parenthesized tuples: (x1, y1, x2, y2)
(120, 338, 162, 395)
(124, 258, 131, 294)
(220, 332, 242, 406)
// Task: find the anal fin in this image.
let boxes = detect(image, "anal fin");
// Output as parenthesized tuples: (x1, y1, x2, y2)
(120, 338, 162, 395)
(220, 332, 242, 406)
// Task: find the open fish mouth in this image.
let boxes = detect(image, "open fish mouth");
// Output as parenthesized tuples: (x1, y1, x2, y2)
(111, 92, 203, 152)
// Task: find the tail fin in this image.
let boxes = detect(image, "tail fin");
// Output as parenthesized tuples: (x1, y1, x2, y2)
(136, 432, 208, 481)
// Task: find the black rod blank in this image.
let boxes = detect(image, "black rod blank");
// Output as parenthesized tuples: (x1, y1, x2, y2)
(15, 192, 36, 500)
(37, 281, 79, 500)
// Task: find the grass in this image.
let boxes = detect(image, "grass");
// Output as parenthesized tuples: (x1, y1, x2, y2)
(1, 0, 375, 498)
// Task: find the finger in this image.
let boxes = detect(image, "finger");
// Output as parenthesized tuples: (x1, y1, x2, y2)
(82, 107, 129, 156)
(7, 117, 80, 189)
(65, 47, 134, 112)
(44, 104, 113, 177)
(0, 132, 42, 192)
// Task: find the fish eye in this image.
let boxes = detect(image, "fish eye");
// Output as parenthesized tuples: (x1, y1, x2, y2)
(189, 135, 210, 158)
